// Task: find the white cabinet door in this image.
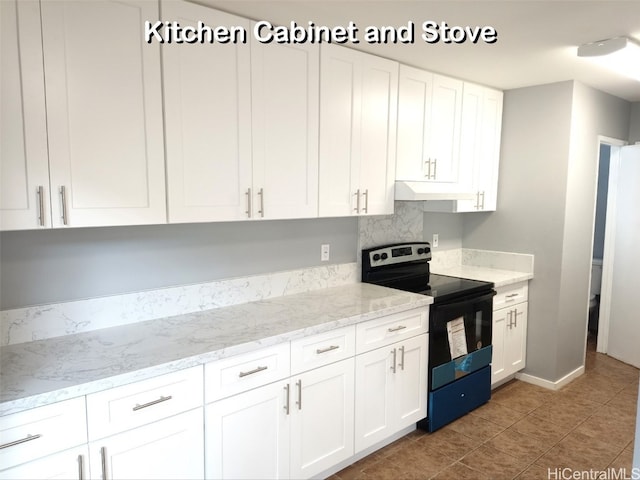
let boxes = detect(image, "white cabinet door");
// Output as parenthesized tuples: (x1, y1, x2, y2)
(396, 67, 463, 191)
(476, 88, 503, 212)
(355, 334, 427, 453)
(163, 1, 252, 223)
(354, 343, 395, 452)
(319, 45, 397, 217)
(318, 45, 362, 217)
(290, 358, 354, 479)
(428, 74, 463, 185)
(491, 306, 508, 385)
(0, 445, 88, 480)
(251, 35, 319, 220)
(393, 334, 427, 429)
(205, 381, 290, 480)
(0, 0, 50, 230)
(41, 0, 166, 228)
(89, 408, 204, 480)
(506, 302, 527, 373)
(396, 65, 433, 182)
(492, 301, 527, 386)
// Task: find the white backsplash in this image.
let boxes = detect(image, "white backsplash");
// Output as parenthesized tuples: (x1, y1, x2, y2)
(358, 201, 424, 251)
(1, 263, 358, 346)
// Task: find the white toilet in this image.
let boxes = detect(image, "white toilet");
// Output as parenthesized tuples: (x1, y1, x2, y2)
(588, 258, 603, 332)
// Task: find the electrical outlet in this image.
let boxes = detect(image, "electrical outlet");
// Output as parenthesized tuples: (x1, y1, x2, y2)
(432, 234, 439, 248)
(321, 244, 330, 261)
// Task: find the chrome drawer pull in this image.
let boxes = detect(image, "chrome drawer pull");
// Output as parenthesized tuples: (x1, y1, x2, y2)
(0, 433, 42, 450)
(388, 325, 407, 333)
(284, 384, 290, 415)
(238, 365, 268, 378)
(245, 188, 252, 218)
(506, 293, 519, 298)
(399, 345, 405, 370)
(296, 380, 302, 410)
(37, 186, 45, 226)
(316, 345, 339, 354)
(132, 395, 172, 411)
(391, 348, 397, 373)
(100, 446, 107, 480)
(78, 454, 85, 480)
(60, 186, 68, 225)
(354, 189, 361, 213)
(257, 188, 264, 218)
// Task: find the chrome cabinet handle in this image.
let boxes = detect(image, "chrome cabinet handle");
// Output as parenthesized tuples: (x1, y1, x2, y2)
(362, 189, 369, 213)
(100, 446, 108, 480)
(391, 348, 397, 373)
(284, 384, 290, 415)
(316, 345, 339, 354)
(132, 395, 172, 411)
(296, 380, 302, 410)
(388, 325, 407, 333)
(480, 191, 485, 209)
(78, 454, 84, 480)
(432, 158, 437, 179)
(506, 293, 519, 298)
(425, 158, 431, 179)
(245, 188, 252, 218)
(60, 186, 68, 225)
(354, 189, 361, 213)
(513, 308, 518, 328)
(399, 345, 405, 370)
(238, 365, 268, 378)
(37, 186, 45, 226)
(0, 433, 42, 450)
(257, 188, 264, 217)
(474, 191, 480, 210)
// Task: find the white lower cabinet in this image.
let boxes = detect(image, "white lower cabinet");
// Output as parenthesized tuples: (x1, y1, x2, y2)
(354, 334, 427, 453)
(205, 380, 290, 480)
(0, 445, 88, 480)
(205, 358, 354, 480)
(89, 408, 204, 480)
(491, 282, 529, 386)
(290, 358, 355, 479)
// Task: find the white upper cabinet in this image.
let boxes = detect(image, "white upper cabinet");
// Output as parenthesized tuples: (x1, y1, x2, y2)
(41, 0, 166, 227)
(396, 66, 464, 193)
(319, 44, 398, 217)
(424, 83, 503, 213)
(0, 1, 50, 230)
(163, 1, 252, 223)
(251, 32, 320, 220)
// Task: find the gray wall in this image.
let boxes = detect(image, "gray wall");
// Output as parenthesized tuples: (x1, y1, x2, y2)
(423, 212, 464, 251)
(592, 144, 610, 260)
(462, 81, 631, 382)
(0, 218, 358, 310)
(630, 102, 640, 144)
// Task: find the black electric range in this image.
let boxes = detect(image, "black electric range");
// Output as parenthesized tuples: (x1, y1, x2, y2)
(362, 242, 495, 432)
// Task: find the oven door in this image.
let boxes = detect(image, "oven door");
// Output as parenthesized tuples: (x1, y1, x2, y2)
(429, 290, 495, 391)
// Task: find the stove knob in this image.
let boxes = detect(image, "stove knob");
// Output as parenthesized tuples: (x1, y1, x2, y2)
(381, 253, 388, 260)
(417, 248, 424, 254)
(372, 253, 381, 261)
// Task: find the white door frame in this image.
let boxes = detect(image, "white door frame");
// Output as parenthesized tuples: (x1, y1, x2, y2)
(595, 135, 627, 354)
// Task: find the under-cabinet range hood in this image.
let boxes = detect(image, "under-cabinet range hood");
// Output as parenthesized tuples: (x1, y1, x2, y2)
(394, 181, 476, 201)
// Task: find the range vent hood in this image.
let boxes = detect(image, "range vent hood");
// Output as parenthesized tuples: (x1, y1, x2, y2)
(395, 181, 476, 201)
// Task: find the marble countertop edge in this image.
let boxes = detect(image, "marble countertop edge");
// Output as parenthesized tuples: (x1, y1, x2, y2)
(431, 265, 533, 288)
(0, 283, 432, 416)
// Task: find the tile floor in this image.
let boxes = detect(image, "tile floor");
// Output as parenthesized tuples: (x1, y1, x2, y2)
(333, 334, 638, 479)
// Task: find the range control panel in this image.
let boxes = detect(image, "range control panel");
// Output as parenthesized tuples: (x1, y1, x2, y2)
(364, 242, 431, 268)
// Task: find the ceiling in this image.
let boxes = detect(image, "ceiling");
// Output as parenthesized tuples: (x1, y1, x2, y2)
(199, 0, 640, 102)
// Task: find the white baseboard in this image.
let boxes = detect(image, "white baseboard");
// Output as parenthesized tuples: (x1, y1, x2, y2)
(516, 365, 585, 391)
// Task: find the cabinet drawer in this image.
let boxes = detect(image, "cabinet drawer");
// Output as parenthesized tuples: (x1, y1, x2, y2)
(0, 397, 87, 470)
(86, 366, 203, 441)
(291, 326, 355, 375)
(494, 282, 528, 310)
(205, 343, 290, 403)
(356, 308, 428, 354)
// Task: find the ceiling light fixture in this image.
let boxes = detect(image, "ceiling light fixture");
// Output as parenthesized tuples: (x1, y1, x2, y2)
(577, 36, 640, 82)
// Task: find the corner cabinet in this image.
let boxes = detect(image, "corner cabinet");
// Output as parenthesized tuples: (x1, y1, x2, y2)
(423, 82, 503, 213)
(0, 0, 166, 230)
(318, 44, 398, 217)
(491, 282, 528, 387)
(396, 66, 465, 193)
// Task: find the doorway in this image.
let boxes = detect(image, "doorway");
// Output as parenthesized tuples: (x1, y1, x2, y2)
(591, 136, 629, 357)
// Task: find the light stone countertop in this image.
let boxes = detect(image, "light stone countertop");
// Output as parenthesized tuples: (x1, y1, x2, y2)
(0, 283, 432, 416)
(432, 265, 533, 288)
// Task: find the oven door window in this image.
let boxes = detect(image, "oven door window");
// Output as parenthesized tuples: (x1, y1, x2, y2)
(429, 291, 494, 390)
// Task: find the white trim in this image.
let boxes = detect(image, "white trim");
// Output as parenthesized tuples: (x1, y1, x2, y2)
(594, 136, 627, 355)
(515, 365, 585, 391)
